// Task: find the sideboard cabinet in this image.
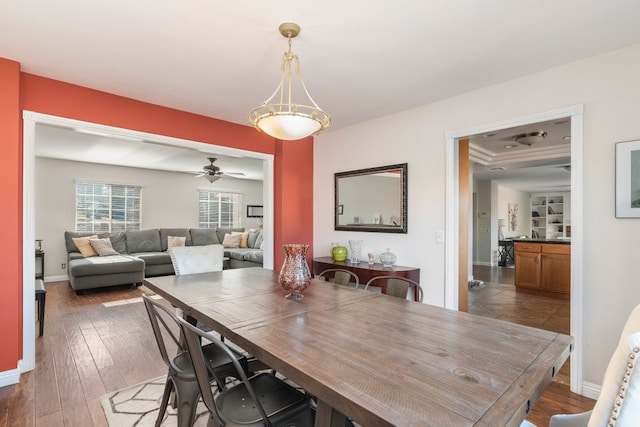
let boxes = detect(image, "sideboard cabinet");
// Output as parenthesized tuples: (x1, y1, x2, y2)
(514, 242, 570, 299)
(312, 257, 421, 301)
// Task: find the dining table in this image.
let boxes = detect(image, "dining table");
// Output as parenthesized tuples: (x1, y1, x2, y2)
(142, 267, 572, 427)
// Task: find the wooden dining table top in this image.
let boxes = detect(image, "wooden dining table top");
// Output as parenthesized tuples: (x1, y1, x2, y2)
(143, 267, 572, 427)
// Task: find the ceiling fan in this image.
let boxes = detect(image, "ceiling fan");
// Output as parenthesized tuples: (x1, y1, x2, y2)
(195, 157, 245, 183)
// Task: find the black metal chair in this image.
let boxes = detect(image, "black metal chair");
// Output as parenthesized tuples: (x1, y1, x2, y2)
(365, 276, 424, 302)
(177, 316, 315, 427)
(316, 268, 360, 288)
(142, 294, 248, 427)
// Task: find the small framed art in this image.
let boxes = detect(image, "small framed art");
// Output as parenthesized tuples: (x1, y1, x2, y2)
(616, 139, 640, 218)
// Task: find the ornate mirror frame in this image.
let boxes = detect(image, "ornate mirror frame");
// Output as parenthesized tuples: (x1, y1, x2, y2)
(334, 163, 408, 233)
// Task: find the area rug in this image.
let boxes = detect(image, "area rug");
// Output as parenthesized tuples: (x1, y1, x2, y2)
(100, 376, 209, 426)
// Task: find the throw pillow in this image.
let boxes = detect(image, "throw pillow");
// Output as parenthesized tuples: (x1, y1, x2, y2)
(89, 238, 119, 256)
(167, 235, 186, 250)
(72, 235, 99, 257)
(231, 231, 249, 248)
(222, 233, 242, 248)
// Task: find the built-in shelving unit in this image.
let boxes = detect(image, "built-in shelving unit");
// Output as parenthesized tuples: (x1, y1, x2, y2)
(530, 192, 571, 239)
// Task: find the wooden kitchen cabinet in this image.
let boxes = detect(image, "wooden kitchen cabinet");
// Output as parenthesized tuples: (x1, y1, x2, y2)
(514, 242, 570, 299)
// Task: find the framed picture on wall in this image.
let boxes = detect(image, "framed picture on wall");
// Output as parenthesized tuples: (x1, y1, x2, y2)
(616, 139, 640, 218)
(247, 205, 264, 218)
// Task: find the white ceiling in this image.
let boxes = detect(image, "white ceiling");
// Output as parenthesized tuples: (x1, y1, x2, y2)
(4, 1, 640, 187)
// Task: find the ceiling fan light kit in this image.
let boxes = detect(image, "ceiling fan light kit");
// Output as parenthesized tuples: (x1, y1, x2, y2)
(513, 131, 548, 146)
(248, 22, 331, 141)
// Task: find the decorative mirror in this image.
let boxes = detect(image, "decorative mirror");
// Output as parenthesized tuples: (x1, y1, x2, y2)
(335, 163, 408, 233)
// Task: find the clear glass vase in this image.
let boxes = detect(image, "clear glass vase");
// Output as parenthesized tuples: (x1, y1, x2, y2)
(348, 240, 363, 264)
(278, 244, 311, 299)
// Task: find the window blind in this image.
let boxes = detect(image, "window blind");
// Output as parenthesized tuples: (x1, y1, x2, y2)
(76, 181, 142, 232)
(198, 190, 242, 228)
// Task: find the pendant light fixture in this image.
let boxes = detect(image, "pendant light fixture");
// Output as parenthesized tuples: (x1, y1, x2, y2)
(248, 23, 331, 141)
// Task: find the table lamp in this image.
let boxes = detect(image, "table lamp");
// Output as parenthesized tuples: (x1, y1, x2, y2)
(498, 219, 507, 240)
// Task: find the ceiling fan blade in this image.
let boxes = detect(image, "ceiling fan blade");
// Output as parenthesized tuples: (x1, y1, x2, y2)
(224, 171, 246, 176)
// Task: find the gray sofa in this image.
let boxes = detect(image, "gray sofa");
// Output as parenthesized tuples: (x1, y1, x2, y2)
(64, 227, 264, 292)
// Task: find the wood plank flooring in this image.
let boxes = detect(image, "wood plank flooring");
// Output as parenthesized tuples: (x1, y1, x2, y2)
(469, 265, 595, 426)
(0, 275, 594, 426)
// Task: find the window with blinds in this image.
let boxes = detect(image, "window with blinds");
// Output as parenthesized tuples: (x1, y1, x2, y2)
(199, 190, 242, 228)
(76, 181, 142, 232)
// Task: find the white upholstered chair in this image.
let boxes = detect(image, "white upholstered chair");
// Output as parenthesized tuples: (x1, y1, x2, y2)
(168, 244, 224, 275)
(548, 304, 640, 427)
(168, 244, 224, 331)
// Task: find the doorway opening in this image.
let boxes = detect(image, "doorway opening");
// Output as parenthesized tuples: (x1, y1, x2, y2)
(444, 105, 584, 394)
(21, 111, 275, 373)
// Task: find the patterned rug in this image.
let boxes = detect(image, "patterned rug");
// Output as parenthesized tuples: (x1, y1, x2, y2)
(100, 376, 209, 426)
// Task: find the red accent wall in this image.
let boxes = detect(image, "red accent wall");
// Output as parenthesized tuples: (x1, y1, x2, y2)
(0, 58, 22, 373)
(0, 61, 314, 374)
(273, 138, 315, 268)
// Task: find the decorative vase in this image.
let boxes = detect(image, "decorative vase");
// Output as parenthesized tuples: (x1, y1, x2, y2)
(348, 240, 363, 264)
(279, 244, 311, 299)
(331, 245, 348, 262)
(380, 248, 397, 268)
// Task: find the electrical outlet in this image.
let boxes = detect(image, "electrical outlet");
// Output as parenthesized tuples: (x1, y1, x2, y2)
(436, 230, 444, 243)
(61, 263, 66, 269)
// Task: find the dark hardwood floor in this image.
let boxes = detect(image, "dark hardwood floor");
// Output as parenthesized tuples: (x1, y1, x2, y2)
(0, 275, 594, 426)
(469, 265, 595, 426)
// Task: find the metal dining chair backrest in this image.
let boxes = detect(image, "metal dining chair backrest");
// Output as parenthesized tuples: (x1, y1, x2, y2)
(365, 276, 424, 302)
(317, 268, 360, 288)
(177, 316, 315, 427)
(142, 294, 247, 427)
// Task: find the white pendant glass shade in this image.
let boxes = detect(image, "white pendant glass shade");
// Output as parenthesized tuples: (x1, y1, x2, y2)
(254, 111, 323, 141)
(248, 23, 330, 141)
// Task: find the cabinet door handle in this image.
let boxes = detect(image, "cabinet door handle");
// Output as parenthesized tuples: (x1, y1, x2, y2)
(536, 255, 541, 263)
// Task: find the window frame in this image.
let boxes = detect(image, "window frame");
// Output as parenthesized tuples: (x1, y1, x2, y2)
(198, 189, 243, 229)
(75, 180, 142, 232)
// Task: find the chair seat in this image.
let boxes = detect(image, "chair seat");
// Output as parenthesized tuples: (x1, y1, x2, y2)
(216, 372, 312, 426)
(171, 344, 247, 383)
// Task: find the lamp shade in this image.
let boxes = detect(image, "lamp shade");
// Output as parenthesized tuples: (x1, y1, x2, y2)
(498, 219, 507, 227)
(256, 114, 322, 141)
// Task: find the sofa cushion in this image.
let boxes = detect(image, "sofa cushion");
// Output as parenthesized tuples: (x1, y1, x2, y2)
(132, 252, 173, 266)
(222, 233, 242, 248)
(65, 231, 127, 254)
(249, 230, 263, 249)
(109, 232, 127, 254)
(68, 255, 145, 277)
(167, 236, 186, 249)
(65, 231, 98, 253)
(243, 250, 264, 264)
(89, 238, 119, 256)
(126, 229, 162, 253)
(72, 235, 99, 257)
(224, 248, 263, 264)
(160, 228, 191, 251)
(189, 228, 220, 246)
(232, 231, 249, 248)
(215, 228, 245, 245)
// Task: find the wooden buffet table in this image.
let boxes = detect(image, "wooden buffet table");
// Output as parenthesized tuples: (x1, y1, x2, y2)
(143, 267, 572, 427)
(312, 256, 421, 301)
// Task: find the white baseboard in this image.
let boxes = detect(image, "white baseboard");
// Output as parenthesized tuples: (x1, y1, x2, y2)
(45, 275, 68, 283)
(0, 367, 20, 387)
(581, 381, 601, 400)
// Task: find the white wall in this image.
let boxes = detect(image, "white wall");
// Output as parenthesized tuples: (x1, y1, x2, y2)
(497, 185, 530, 239)
(314, 43, 640, 387)
(474, 180, 493, 265)
(35, 158, 263, 279)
